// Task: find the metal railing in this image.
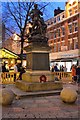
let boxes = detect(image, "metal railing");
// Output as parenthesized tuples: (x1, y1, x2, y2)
(52, 72, 72, 82)
(0, 71, 72, 84)
(1, 72, 20, 84)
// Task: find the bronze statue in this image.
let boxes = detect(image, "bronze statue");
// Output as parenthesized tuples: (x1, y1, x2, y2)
(29, 4, 47, 35)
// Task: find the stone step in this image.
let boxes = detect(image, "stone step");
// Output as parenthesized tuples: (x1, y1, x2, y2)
(2, 84, 61, 99)
(15, 80, 63, 92)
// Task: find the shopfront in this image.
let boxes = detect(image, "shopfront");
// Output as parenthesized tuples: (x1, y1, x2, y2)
(0, 48, 19, 71)
(50, 49, 79, 72)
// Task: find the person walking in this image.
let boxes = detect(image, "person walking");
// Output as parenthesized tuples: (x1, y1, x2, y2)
(63, 66, 67, 72)
(71, 64, 77, 83)
(17, 63, 25, 80)
(2, 62, 7, 72)
(14, 62, 18, 82)
(76, 65, 80, 85)
(54, 63, 59, 72)
(51, 65, 54, 72)
(61, 65, 64, 72)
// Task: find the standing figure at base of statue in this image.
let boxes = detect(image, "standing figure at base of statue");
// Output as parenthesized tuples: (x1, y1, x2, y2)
(29, 4, 47, 36)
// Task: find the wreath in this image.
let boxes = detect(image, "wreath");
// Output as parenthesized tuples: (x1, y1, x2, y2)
(40, 75, 47, 83)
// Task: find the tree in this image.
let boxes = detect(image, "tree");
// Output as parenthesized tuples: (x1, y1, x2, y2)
(2, 1, 50, 64)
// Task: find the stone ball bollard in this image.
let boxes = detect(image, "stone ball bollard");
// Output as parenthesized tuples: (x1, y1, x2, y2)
(60, 87, 78, 103)
(0, 88, 15, 106)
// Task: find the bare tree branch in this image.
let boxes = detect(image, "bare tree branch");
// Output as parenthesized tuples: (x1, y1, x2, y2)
(2, 1, 50, 63)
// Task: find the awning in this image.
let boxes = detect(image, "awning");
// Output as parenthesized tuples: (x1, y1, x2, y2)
(0, 48, 19, 59)
(51, 56, 80, 62)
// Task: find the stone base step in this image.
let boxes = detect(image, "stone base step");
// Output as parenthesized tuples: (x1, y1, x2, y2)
(15, 80, 63, 92)
(9, 85, 61, 99)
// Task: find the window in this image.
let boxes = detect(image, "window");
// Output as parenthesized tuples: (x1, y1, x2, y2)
(68, 39, 72, 50)
(57, 43, 61, 52)
(74, 22, 78, 32)
(62, 14, 64, 19)
(54, 31, 56, 39)
(49, 33, 53, 39)
(75, 42, 78, 49)
(74, 6, 77, 13)
(49, 40, 54, 47)
(61, 41, 65, 46)
(61, 27, 65, 36)
(69, 9, 72, 16)
(68, 24, 72, 34)
(47, 33, 51, 39)
(57, 29, 60, 37)
(54, 44, 56, 52)
(57, 16, 60, 21)
(74, 38, 78, 49)
(61, 41, 65, 51)
(54, 18, 56, 23)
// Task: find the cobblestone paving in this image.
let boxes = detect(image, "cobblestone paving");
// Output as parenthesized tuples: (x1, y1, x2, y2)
(2, 95, 79, 119)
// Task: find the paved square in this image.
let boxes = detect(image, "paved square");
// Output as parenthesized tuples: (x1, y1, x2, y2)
(2, 83, 79, 119)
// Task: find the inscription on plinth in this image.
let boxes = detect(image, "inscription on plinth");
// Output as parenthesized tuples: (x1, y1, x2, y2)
(27, 52, 50, 70)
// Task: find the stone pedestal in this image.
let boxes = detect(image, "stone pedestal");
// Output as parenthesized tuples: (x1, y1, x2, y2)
(22, 71, 53, 83)
(16, 42, 62, 92)
(24, 42, 50, 71)
(15, 81, 63, 92)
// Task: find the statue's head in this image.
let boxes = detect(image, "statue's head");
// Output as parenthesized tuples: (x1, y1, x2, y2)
(34, 4, 38, 9)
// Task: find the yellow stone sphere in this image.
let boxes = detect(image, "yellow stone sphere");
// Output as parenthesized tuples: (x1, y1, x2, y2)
(60, 87, 77, 103)
(0, 88, 15, 106)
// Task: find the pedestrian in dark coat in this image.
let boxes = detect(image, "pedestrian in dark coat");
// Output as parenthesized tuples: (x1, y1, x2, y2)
(54, 64, 59, 72)
(2, 62, 7, 72)
(17, 63, 25, 80)
(76, 65, 80, 84)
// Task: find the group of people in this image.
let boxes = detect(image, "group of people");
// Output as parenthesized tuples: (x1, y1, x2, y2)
(51, 64, 67, 72)
(2, 62, 25, 82)
(71, 64, 80, 84)
(13, 62, 25, 82)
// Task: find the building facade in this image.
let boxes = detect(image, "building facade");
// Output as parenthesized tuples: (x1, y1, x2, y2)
(46, 0, 80, 71)
(3, 33, 21, 54)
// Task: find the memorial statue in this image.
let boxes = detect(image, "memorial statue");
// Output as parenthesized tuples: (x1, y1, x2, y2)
(29, 4, 47, 36)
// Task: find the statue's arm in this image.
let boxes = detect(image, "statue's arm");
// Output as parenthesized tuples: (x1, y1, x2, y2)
(29, 9, 33, 15)
(39, 10, 43, 16)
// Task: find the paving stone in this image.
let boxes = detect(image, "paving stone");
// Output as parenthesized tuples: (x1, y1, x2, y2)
(1, 83, 79, 119)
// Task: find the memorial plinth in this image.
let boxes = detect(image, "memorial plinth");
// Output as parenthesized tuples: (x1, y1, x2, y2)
(15, 4, 63, 92)
(16, 41, 63, 92)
